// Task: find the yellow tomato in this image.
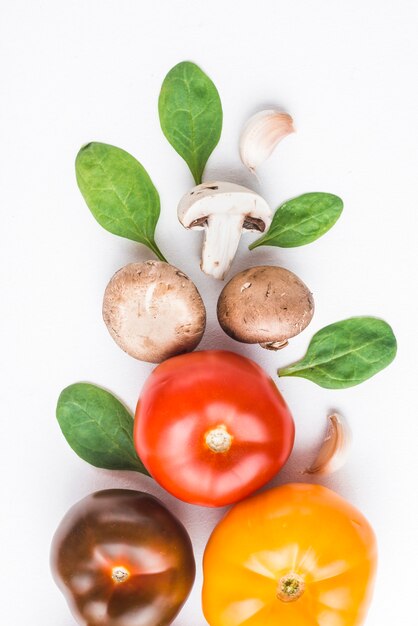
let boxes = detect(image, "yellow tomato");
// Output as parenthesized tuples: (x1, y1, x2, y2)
(202, 483, 377, 626)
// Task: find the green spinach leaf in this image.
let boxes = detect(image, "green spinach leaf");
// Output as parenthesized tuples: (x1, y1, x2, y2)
(56, 383, 149, 474)
(249, 192, 343, 249)
(279, 317, 397, 388)
(159, 61, 223, 184)
(75, 142, 166, 261)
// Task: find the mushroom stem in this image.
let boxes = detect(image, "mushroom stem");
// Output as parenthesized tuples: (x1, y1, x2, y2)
(260, 340, 289, 351)
(201, 214, 245, 279)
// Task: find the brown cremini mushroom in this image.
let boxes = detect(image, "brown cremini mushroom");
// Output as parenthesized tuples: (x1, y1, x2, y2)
(103, 261, 206, 363)
(217, 265, 314, 350)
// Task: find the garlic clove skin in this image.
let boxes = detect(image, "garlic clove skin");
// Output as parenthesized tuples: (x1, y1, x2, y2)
(304, 413, 351, 475)
(240, 109, 295, 172)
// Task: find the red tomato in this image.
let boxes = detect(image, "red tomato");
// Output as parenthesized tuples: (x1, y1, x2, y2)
(134, 351, 294, 507)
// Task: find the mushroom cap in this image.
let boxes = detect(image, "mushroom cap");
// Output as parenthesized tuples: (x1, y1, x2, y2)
(177, 181, 272, 232)
(103, 261, 206, 363)
(217, 265, 314, 345)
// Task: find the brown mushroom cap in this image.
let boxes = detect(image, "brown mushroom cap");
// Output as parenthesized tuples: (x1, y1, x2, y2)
(217, 265, 314, 349)
(103, 261, 206, 363)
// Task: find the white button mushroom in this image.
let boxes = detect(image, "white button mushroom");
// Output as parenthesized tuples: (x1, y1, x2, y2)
(102, 261, 206, 363)
(177, 182, 272, 280)
(217, 265, 314, 350)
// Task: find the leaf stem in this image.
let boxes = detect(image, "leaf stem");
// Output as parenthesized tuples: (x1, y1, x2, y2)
(146, 239, 168, 263)
(248, 239, 261, 251)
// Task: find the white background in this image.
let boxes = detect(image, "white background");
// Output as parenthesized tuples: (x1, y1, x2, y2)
(1, 1, 417, 624)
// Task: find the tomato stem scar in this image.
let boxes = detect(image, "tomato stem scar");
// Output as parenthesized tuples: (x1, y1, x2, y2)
(277, 572, 305, 601)
(205, 425, 233, 453)
(111, 566, 130, 583)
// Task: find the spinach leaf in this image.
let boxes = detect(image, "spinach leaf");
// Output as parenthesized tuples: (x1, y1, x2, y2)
(159, 61, 223, 184)
(249, 192, 343, 249)
(279, 317, 397, 389)
(75, 142, 166, 261)
(56, 383, 149, 475)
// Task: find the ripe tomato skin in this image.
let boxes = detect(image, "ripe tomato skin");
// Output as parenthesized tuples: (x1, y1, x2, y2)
(134, 350, 294, 507)
(202, 483, 377, 626)
(51, 490, 195, 626)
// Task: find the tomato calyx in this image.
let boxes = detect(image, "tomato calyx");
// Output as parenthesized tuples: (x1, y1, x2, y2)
(205, 424, 233, 453)
(111, 565, 130, 584)
(276, 572, 305, 602)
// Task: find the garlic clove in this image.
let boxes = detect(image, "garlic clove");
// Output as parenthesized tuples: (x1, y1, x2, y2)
(304, 413, 351, 475)
(239, 109, 295, 172)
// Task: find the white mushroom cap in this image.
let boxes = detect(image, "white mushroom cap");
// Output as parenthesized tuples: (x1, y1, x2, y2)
(103, 261, 206, 363)
(178, 181, 272, 280)
(178, 181, 272, 228)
